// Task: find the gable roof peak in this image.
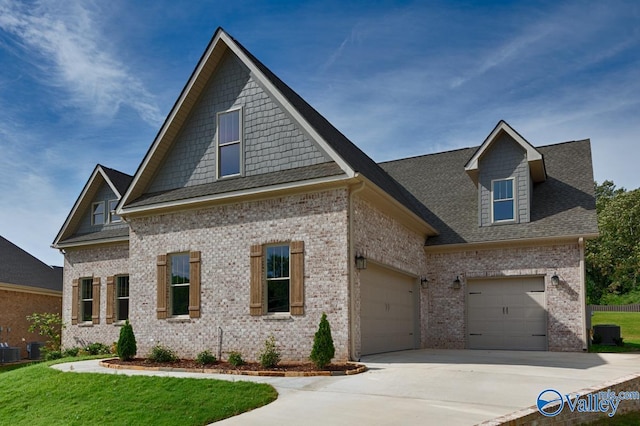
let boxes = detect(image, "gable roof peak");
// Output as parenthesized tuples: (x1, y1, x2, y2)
(464, 120, 547, 185)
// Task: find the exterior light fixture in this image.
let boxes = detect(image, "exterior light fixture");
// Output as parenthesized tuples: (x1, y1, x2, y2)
(452, 276, 461, 290)
(420, 277, 429, 289)
(551, 273, 560, 285)
(355, 254, 367, 270)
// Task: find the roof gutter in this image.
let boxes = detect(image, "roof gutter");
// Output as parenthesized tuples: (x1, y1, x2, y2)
(423, 232, 600, 253)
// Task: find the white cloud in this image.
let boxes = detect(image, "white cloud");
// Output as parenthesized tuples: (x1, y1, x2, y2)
(0, 0, 162, 126)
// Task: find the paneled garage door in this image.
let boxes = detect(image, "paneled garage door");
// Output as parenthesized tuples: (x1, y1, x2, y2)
(360, 263, 417, 355)
(467, 277, 547, 350)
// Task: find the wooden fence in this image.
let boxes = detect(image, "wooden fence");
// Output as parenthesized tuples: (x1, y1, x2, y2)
(587, 304, 640, 312)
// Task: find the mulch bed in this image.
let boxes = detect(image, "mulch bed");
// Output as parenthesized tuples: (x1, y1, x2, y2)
(102, 358, 366, 376)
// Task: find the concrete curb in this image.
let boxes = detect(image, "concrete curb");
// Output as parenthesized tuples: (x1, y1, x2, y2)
(99, 359, 368, 377)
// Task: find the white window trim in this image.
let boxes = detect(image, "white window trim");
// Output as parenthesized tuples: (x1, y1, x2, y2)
(169, 253, 190, 317)
(115, 275, 129, 322)
(109, 199, 122, 223)
(491, 177, 517, 224)
(216, 106, 243, 179)
(80, 277, 93, 323)
(91, 201, 105, 226)
(264, 243, 291, 314)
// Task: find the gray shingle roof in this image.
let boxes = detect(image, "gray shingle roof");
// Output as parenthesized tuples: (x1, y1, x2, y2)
(380, 140, 598, 246)
(58, 227, 129, 246)
(100, 165, 133, 196)
(0, 236, 62, 292)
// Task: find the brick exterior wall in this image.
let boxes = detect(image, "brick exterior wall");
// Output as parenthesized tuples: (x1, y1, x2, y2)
(61, 243, 129, 350)
(123, 188, 350, 361)
(425, 242, 586, 351)
(0, 288, 61, 359)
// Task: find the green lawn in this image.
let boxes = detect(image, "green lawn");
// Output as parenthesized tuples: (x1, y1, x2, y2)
(590, 311, 640, 352)
(585, 411, 640, 425)
(0, 358, 277, 425)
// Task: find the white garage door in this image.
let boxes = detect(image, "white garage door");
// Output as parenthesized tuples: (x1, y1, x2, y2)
(361, 264, 417, 355)
(467, 277, 547, 350)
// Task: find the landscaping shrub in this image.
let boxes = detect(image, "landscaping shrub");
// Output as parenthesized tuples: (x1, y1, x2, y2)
(196, 350, 217, 366)
(259, 335, 281, 369)
(62, 347, 80, 358)
(228, 351, 245, 367)
(43, 349, 62, 361)
(148, 344, 178, 363)
(85, 342, 111, 355)
(27, 312, 65, 351)
(117, 320, 137, 361)
(310, 312, 335, 369)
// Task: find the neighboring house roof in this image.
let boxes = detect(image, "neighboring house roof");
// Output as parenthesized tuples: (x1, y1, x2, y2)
(465, 120, 547, 185)
(52, 165, 133, 248)
(381, 139, 599, 247)
(118, 28, 438, 235)
(0, 236, 62, 292)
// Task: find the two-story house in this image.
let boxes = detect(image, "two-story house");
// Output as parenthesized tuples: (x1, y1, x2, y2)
(52, 28, 598, 361)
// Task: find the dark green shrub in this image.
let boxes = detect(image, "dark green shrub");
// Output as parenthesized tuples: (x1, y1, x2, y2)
(43, 349, 63, 361)
(259, 335, 281, 369)
(228, 351, 244, 367)
(310, 312, 335, 369)
(195, 350, 217, 366)
(592, 334, 603, 345)
(117, 320, 137, 361)
(85, 342, 111, 355)
(148, 344, 178, 363)
(62, 347, 80, 358)
(613, 337, 625, 347)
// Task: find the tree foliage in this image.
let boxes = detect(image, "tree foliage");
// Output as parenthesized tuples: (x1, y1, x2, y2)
(117, 320, 137, 361)
(586, 181, 640, 303)
(27, 312, 65, 351)
(310, 312, 335, 369)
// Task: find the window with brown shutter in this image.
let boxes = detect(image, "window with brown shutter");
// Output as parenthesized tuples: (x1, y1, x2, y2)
(157, 254, 167, 319)
(249, 244, 263, 315)
(106, 276, 115, 324)
(290, 241, 304, 315)
(71, 279, 79, 325)
(92, 277, 101, 324)
(189, 251, 201, 318)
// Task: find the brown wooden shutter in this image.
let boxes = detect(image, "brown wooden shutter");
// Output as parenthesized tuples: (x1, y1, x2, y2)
(71, 278, 79, 325)
(249, 244, 263, 315)
(290, 241, 305, 315)
(189, 251, 201, 318)
(106, 276, 115, 324)
(92, 277, 101, 324)
(157, 254, 167, 319)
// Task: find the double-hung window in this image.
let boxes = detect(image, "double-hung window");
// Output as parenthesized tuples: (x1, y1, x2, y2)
(92, 201, 105, 225)
(217, 109, 241, 178)
(81, 278, 93, 322)
(170, 254, 190, 316)
(265, 245, 290, 313)
(492, 178, 515, 222)
(116, 275, 129, 321)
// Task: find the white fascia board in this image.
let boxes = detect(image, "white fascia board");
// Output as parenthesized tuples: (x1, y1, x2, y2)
(220, 32, 356, 179)
(120, 174, 351, 216)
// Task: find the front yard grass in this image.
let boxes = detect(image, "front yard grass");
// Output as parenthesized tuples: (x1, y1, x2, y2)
(590, 312, 640, 353)
(0, 358, 277, 425)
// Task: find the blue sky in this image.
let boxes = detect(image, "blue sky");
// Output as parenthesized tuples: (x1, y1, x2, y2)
(0, 0, 638, 266)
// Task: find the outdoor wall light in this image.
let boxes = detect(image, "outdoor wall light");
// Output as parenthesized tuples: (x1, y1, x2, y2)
(452, 276, 462, 290)
(551, 273, 560, 285)
(420, 277, 429, 289)
(355, 253, 367, 270)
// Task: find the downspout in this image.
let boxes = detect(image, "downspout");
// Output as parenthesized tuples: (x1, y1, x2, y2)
(348, 179, 366, 361)
(578, 237, 588, 351)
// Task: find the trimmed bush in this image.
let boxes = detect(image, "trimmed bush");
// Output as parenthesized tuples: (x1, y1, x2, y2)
(117, 320, 137, 361)
(228, 351, 245, 367)
(148, 344, 178, 363)
(310, 312, 335, 369)
(196, 350, 217, 366)
(85, 342, 111, 355)
(62, 347, 80, 358)
(259, 335, 281, 369)
(43, 349, 63, 361)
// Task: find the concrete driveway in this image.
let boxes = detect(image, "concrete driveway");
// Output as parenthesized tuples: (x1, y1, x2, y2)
(54, 349, 640, 425)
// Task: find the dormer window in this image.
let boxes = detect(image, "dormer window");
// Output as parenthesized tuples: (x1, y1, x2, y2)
(492, 178, 515, 222)
(91, 201, 105, 225)
(217, 108, 242, 178)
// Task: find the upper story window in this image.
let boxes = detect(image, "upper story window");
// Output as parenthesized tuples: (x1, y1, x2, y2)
(109, 199, 121, 223)
(265, 245, 290, 313)
(116, 275, 129, 321)
(217, 109, 242, 178)
(170, 253, 190, 316)
(92, 201, 105, 225)
(492, 178, 515, 222)
(80, 277, 93, 322)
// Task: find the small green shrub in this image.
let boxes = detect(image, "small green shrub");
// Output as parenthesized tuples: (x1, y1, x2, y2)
(259, 335, 281, 368)
(85, 342, 111, 355)
(310, 312, 335, 369)
(592, 334, 603, 345)
(148, 344, 178, 363)
(43, 349, 63, 361)
(228, 351, 245, 367)
(117, 320, 137, 361)
(195, 350, 217, 366)
(62, 347, 80, 358)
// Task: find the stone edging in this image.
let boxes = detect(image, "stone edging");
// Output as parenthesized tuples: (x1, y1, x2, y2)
(99, 359, 367, 377)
